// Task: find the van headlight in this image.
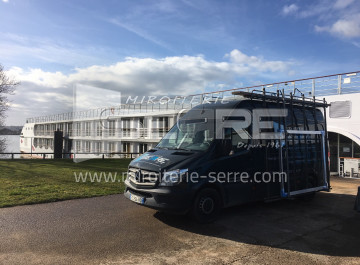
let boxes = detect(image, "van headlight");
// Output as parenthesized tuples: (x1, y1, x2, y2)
(159, 169, 188, 186)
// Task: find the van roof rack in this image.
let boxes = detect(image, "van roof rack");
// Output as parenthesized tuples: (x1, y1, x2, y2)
(232, 89, 329, 108)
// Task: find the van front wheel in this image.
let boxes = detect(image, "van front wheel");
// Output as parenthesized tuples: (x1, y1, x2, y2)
(192, 188, 221, 223)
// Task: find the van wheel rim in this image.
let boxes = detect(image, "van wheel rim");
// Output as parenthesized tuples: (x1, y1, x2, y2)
(199, 197, 214, 214)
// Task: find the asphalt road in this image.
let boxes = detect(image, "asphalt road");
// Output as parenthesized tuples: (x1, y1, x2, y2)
(1, 177, 360, 265)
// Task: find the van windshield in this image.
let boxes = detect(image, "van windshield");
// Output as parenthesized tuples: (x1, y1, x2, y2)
(156, 109, 214, 151)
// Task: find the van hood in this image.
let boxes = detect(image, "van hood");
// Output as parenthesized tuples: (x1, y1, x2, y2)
(129, 148, 202, 172)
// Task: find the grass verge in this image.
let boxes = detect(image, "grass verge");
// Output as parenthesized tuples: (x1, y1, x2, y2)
(0, 159, 131, 208)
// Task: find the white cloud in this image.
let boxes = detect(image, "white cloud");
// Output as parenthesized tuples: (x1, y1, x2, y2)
(227, 50, 289, 72)
(314, 25, 329, 33)
(296, 0, 355, 19)
(329, 16, 360, 38)
(333, 0, 355, 10)
(282, 4, 299, 15)
(8, 67, 68, 88)
(283, 0, 360, 40)
(5, 50, 292, 125)
(315, 15, 360, 38)
(2, 0, 9, 3)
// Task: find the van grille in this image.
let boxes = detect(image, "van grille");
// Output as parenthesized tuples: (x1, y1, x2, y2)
(128, 167, 159, 187)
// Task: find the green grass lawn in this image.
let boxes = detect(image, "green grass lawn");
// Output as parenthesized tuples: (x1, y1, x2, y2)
(0, 159, 131, 208)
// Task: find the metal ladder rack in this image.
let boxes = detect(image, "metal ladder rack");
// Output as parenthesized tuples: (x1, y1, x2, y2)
(232, 90, 328, 108)
(232, 89, 330, 197)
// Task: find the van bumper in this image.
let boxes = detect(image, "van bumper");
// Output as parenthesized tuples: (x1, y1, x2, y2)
(124, 179, 193, 214)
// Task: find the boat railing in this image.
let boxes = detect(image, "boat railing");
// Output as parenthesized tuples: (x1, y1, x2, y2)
(26, 71, 360, 124)
(33, 127, 167, 140)
(0, 152, 143, 160)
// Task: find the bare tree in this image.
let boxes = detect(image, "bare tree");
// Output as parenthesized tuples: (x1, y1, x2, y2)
(0, 64, 18, 125)
(0, 64, 19, 153)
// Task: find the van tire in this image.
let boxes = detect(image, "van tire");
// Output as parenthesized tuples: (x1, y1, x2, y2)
(192, 188, 221, 223)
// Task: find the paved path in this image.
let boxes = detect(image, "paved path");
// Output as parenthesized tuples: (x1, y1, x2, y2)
(1, 177, 360, 264)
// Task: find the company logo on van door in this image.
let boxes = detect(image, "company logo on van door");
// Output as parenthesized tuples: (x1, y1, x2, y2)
(133, 154, 169, 164)
(216, 109, 288, 140)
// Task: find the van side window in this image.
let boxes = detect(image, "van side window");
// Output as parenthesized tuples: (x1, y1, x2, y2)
(315, 110, 324, 130)
(224, 127, 250, 152)
(272, 119, 284, 133)
(256, 118, 284, 147)
(286, 107, 324, 131)
(293, 109, 304, 129)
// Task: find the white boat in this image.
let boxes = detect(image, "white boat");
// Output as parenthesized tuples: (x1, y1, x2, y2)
(20, 104, 184, 159)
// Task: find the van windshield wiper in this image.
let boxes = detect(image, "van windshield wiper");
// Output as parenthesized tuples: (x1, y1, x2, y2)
(164, 147, 191, 151)
(174, 147, 192, 151)
(156, 147, 169, 150)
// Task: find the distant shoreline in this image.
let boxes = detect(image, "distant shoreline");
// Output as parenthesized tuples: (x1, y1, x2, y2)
(0, 126, 22, 136)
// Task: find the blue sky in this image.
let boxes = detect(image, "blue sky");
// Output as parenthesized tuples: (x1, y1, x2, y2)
(1, 0, 360, 125)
